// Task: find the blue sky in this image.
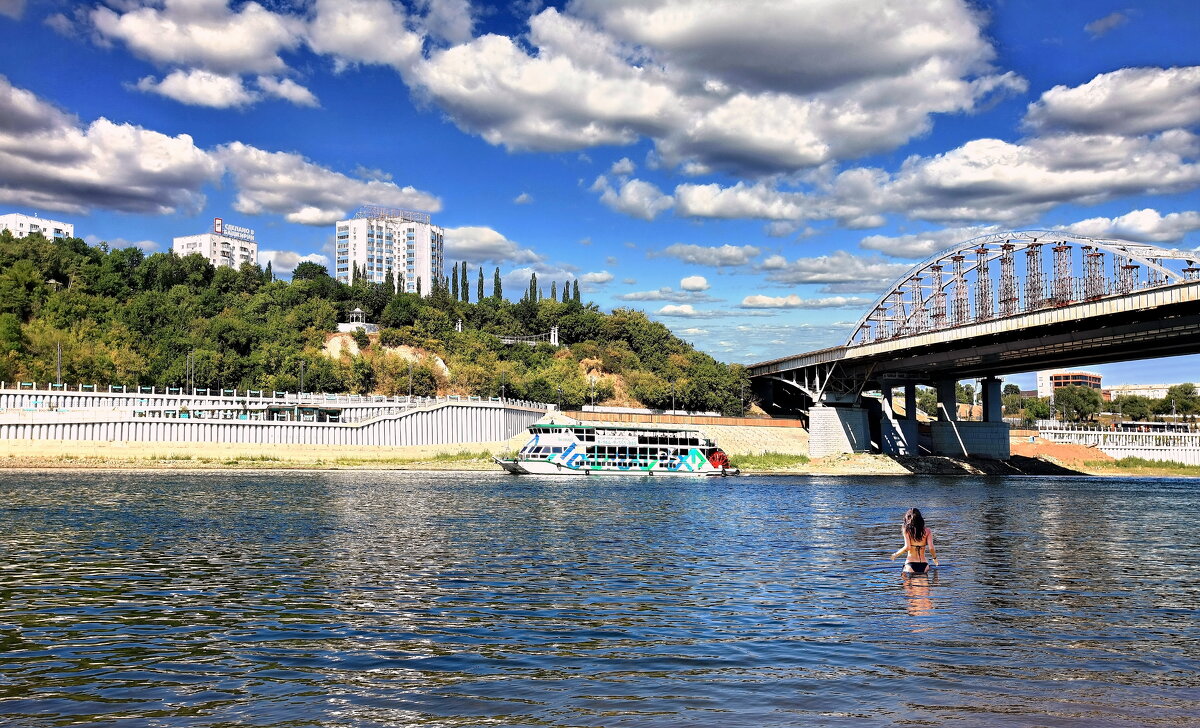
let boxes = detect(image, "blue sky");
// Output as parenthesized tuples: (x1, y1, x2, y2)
(2, 0, 1199, 388)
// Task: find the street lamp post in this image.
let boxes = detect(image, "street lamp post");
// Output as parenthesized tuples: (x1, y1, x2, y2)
(557, 386, 563, 410)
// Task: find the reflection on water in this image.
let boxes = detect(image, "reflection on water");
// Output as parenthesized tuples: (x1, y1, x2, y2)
(1, 471, 1198, 726)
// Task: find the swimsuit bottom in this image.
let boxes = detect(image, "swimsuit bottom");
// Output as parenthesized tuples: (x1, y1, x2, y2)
(906, 562, 929, 573)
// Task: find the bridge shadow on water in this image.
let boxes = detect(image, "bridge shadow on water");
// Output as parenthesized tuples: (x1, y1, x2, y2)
(890, 453, 1086, 476)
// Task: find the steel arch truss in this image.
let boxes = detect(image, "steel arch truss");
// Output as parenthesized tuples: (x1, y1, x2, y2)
(847, 230, 1200, 347)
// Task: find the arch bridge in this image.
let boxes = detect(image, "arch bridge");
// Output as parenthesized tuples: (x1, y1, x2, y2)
(748, 231, 1200, 460)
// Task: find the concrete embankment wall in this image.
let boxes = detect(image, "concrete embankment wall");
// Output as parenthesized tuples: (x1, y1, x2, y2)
(0, 402, 545, 449)
(1040, 429, 1200, 465)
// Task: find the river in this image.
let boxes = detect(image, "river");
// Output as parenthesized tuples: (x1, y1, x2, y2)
(1, 471, 1197, 726)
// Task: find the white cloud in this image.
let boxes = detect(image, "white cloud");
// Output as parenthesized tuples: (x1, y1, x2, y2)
(136, 69, 257, 108)
(259, 249, 330, 275)
(1059, 208, 1200, 243)
(609, 157, 635, 175)
(679, 275, 708, 291)
(674, 181, 811, 220)
(654, 303, 772, 319)
(616, 286, 719, 303)
(593, 175, 674, 220)
(408, 1, 1021, 174)
(416, 0, 475, 45)
(759, 251, 911, 292)
(443, 225, 543, 265)
(739, 294, 872, 309)
(1084, 11, 1128, 38)
(86, 234, 158, 252)
(1025, 67, 1200, 137)
(0, 74, 221, 215)
(307, 0, 425, 73)
(656, 243, 760, 267)
(679, 327, 708, 336)
(513, 192, 534, 204)
(859, 226, 998, 259)
(91, 0, 303, 75)
(580, 270, 614, 285)
(217, 142, 441, 226)
(256, 76, 319, 107)
(0, 0, 24, 20)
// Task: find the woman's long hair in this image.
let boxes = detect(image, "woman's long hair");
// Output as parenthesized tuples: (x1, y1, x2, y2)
(904, 508, 926, 542)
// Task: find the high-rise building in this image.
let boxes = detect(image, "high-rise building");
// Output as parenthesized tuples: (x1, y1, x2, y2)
(334, 206, 444, 295)
(1037, 370, 1102, 399)
(172, 217, 258, 269)
(0, 212, 74, 239)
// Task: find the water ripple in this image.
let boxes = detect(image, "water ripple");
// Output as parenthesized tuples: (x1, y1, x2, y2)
(1, 471, 1198, 726)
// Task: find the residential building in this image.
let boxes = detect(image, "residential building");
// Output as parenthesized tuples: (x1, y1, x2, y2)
(172, 217, 258, 269)
(1036, 370, 1102, 399)
(334, 206, 444, 295)
(0, 212, 74, 239)
(1103, 384, 1175, 401)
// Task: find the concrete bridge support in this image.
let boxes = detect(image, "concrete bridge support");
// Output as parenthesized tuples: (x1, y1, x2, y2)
(808, 405, 871, 458)
(877, 385, 919, 456)
(929, 377, 1010, 459)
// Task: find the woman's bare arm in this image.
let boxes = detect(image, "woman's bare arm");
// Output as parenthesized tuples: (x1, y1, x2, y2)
(890, 527, 911, 560)
(928, 529, 938, 565)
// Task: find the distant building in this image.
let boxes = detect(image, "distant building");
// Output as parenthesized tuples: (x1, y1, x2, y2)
(0, 212, 74, 240)
(334, 206, 443, 295)
(1103, 384, 1175, 401)
(172, 217, 258, 269)
(1037, 370, 1102, 399)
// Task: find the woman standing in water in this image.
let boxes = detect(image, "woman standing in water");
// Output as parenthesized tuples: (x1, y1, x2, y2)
(891, 507, 938, 574)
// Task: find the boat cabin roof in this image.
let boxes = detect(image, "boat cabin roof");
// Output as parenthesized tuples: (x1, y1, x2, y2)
(530, 423, 703, 435)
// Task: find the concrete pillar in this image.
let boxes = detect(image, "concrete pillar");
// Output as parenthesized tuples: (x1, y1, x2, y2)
(935, 380, 958, 421)
(982, 376, 1003, 423)
(808, 405, 871, 458)
(904, 384, 917, 421)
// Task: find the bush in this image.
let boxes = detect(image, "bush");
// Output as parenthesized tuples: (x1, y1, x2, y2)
(351, 327, 370, 349)
(378, 328, 403, 347)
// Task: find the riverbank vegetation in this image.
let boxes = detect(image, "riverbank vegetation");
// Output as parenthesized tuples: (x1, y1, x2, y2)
(0, 231, 748, 413)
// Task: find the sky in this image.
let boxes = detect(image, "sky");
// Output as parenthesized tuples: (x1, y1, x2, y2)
(1, 0, 1199, 388)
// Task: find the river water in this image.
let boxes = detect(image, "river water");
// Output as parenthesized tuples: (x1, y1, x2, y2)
(1, 471, 1197, 727)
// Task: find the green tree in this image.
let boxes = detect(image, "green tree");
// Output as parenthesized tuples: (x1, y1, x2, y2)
(572, 279, 580, 302)
(293, 261, 329, 280)
(1054, 385, 1102, 422)
(1114, 394, 1154, 421)
(477, 267, 484, 302)
(916, 386, 937, 417)
(1003, 383, 1021, 397)
(1159, 383, 1199, 417)
(451, 263, 459, 300)
(550, 281, 557, 301)
(493, 267, 502, 300)
(460, 261, 469, 302)
(1024, 397, 1051, 426)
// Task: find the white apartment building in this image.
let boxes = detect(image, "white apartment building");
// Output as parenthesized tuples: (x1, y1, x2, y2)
(172, 217, 258, 269)
(335, 206, 444, 295)
(0, 212, 74, 239)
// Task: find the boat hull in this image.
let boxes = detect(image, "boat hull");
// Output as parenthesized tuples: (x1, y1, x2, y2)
(493, 457, 737, 477)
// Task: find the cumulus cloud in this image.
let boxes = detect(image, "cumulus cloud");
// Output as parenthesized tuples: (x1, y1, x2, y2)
(443, 225, 542, 265)
(0, 0, 24, 20)
(654, 303, 772, 319)
(409, 1, 1022, 173)
(0, 74, 221, 214)
(1084, 11, 1128, 38)
(592, 175, 674, 220)
(1059, 208, 1200, 243)
(217, 142, 441, 225)
(739, 294, 872, 309)
(1025, 67, 1200, 137)
(655, 243, 760, 267)
(91, 0, 303, 75)
(859, 226, 999, 259)
(135, 69, 257, 108)
(580, 270, 614, 285)
(759, 251, 911, 293)
(307, 0, 424, 73)
(616, 286, 719, 303)
(258, 250, 330, 275)
(416, 0, 475, 45)
(609, 157, 635, 175)
(86, 234, 159, 252)
(256, 76, 319, 107)
(680, 275, 709, 291)
(513, 192, 534, 204)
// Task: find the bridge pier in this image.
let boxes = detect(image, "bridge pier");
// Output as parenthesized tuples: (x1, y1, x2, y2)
(929, 377, 1009, 460)
(808, 405, 871, 458)
(877, 385, 918, 456)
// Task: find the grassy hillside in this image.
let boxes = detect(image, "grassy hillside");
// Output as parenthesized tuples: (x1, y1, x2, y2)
(0, 231, 749, 414)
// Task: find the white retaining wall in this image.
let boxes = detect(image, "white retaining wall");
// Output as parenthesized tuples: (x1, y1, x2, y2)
(1040, 429, 1200, 465)
(930, 421, 1010, 460)
(809, 406, 871, 458)
(0, 402, 546, 448)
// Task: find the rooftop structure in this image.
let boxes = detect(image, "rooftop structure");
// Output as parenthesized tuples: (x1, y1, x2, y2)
(172, 217, 258, 269)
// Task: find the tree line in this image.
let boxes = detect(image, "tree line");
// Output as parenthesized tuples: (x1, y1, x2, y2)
(0, 231, 750, 414)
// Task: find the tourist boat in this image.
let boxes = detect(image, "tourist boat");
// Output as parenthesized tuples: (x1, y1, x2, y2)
(494, 423, 738, 476)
